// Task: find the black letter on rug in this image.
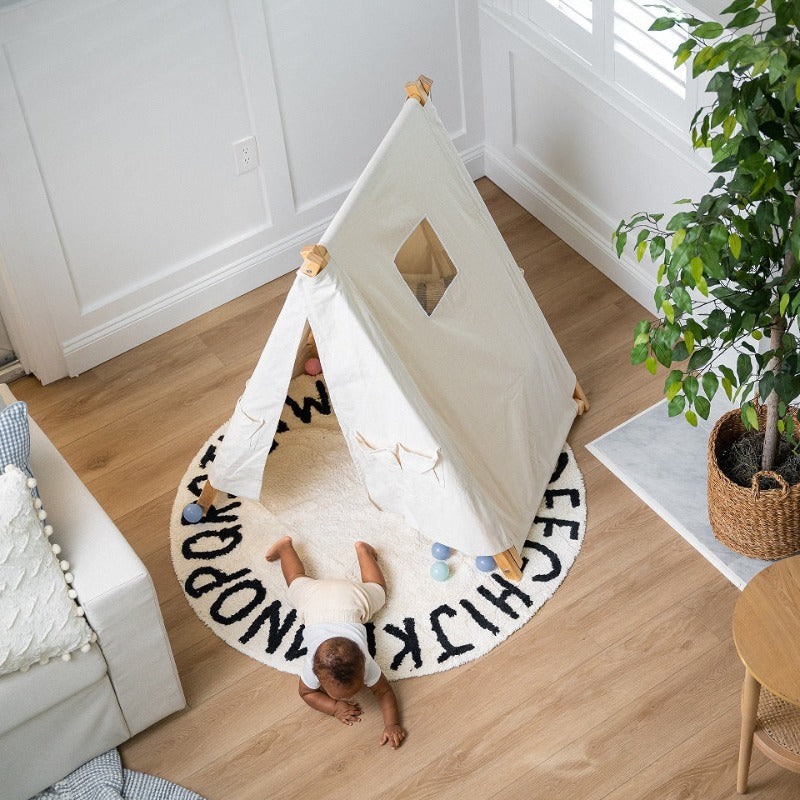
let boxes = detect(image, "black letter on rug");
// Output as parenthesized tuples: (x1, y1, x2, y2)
(199, 443, 217, 469)
(182, 526, 243, 560)
(239, 600, 298, 654)
(476, 575, 533, 619)
(285, 625, 307, 661)
(544, 488, 580, 509)
(185, 566, 251, 598)
(459, 599, 500, 635)
(365, 622, 377, 658)
(384, 618, 423, 671)
(523, 540, 562, 583)
(284, 380, 331, 423)
(534, 516, 580, 541)
(430, 605, 475, 664)
(549, 451, 569, 483)
(209, 579, 267, 625)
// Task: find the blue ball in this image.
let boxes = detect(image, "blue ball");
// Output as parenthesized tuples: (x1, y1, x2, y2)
(430, 561, 450, 581)
(475, 555, 496, 573)
(431, 542, 451, 560)
(182, 502, 203, 524)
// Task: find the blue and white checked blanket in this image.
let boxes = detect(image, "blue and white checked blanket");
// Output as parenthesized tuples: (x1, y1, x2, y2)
(31, 750, 205, 800)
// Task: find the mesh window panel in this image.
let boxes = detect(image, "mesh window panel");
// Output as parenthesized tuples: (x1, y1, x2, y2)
(394, 218, 457, 316)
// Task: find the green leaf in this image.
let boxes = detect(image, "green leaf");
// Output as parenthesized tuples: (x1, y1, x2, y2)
(663, 301, 675, 324)
(703, 371, 719, 399)
(695, 395, 711, 420)
(650, 236, 666, 261)
(667, 213, 695, 231)
(693, 21, 724, 38)
(722, 376, 733, 400)
(672, 228, 687, 248)
(645, 356, 658, 375)
(631, 343, 648, 365)
(668, 394, 686, 417)
(684, 329, 695, 355)
(649, 16, 676, 31)
(685, 409, 699, 427)
(737, 353, 753, 384)
(683, 375, 699, 402)
(615, 231, 628, 258)
(744, 403, 759, 430)
(759, 371, 775, 400)
(780, 293, 790, 316)
(636, 239, 648, 261)
(728, 233, 742, 259)
(672, 286, 693, 315)
(688, 346, 713, 371)
(690, 257, 704, 285)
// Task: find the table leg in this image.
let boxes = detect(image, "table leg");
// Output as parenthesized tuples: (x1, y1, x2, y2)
(737, 668, 761, 794)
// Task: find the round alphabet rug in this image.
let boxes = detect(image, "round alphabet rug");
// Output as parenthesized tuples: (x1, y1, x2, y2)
(170, 375, 586, 680)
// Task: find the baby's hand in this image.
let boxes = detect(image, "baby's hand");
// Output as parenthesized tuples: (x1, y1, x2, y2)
(380, 723, 406, 749)
(333, 700, 362, 726)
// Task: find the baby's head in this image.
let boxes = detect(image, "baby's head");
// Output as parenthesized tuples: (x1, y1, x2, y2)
(313, 636, 365, 699)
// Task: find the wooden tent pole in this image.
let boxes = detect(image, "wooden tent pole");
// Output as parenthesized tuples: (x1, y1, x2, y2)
(299, 244, 330, 277)
(573, 380, 590, 415)
(494, 547, 523, 581)
(405, 74, 433, 106)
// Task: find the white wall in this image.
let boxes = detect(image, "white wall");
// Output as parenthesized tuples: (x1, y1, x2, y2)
(478, 2, 713, 312)
(0, 0, 483, 383)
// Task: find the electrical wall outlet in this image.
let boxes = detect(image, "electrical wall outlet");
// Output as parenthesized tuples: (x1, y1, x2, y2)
(233, 136, 259, 175)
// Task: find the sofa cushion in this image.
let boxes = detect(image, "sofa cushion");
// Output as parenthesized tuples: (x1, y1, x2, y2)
(0, 640, 109, 736)
(0, 465, 94, 675)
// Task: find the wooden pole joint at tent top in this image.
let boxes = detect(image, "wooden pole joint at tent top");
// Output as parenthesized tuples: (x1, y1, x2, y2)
(299, 244, 330, 277)
(405, 74, 433, 106)
(494, 547, 523, 581)
(573, 380, 590, 415)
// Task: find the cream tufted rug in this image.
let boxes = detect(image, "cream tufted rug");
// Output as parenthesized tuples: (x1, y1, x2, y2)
(170, 375, 586, 680)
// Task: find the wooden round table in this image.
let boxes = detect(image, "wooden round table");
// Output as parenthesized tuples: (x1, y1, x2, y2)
(733, 555, 800, 794)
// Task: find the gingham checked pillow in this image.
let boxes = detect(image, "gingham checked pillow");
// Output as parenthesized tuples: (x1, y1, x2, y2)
(0, 400, 38, 498)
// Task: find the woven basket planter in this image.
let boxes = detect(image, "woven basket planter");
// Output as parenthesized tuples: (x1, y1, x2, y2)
(708, 408, 800, 560)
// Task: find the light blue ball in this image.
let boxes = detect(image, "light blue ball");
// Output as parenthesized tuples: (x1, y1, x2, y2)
(182, 502, 203, 524)
(475, 555, 496, 573)
(430, 561, 450, 581)
(431, 542, 451, 560)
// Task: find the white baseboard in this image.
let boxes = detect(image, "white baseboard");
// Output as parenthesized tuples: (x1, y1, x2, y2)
(62, 220, 330, 377)
(483, 144, 656, 313)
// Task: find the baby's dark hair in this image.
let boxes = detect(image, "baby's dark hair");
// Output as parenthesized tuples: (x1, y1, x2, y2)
(313, 637, 365, 686)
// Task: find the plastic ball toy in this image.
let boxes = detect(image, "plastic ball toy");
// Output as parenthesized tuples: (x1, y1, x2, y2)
(304, 357, 322, 376)
(430, 561, 450, 581)
(182, 502, 204, 524)
(475, 555, 496, 573)
(431, 542, 451, 560)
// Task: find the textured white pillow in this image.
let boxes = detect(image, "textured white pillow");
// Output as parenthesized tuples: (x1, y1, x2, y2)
(0, 464, 94, 674)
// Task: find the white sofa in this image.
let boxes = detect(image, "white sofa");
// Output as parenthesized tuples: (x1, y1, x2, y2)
(0, 384, 186, 800)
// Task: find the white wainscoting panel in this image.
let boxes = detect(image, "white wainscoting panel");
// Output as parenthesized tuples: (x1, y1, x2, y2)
(479, 5, 712, 312)
(0, 0, 483, 382)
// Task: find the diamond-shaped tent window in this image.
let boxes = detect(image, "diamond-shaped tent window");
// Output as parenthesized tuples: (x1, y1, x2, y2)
(394, 218, 458, 316)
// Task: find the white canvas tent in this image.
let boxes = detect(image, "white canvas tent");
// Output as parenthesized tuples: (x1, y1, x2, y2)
(201, 77, 586, 579)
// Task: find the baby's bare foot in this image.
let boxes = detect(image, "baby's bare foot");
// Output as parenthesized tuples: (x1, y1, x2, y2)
(355, 541, 378, 561)
(265, 535, 292, 562)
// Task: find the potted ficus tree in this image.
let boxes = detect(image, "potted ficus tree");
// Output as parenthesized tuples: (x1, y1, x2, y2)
(614, 0, 800, 559)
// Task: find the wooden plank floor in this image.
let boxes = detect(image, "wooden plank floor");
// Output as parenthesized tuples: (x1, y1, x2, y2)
(11, 178, 799, 799)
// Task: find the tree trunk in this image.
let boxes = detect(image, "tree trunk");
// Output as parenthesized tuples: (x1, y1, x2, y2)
(762, 316, 785, 471)
(761, 193, 800, 471)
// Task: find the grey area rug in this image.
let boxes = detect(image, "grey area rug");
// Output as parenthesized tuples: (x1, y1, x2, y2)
(31, 749, 203, 800)
(587, 397, 771, 590)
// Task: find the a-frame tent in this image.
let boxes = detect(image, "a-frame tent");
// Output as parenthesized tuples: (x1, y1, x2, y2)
(195, 77, 588, 580)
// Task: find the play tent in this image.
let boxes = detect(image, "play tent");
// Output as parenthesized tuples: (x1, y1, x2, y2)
(202, 77, 586, 579)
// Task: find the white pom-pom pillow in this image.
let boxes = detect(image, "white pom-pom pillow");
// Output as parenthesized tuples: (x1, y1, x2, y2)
(0, 464, 94, 674)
